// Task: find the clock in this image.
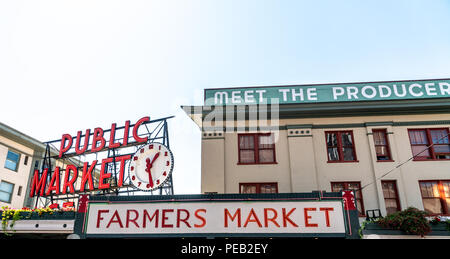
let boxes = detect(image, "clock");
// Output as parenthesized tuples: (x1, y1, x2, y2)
(129, 142, 174, 191)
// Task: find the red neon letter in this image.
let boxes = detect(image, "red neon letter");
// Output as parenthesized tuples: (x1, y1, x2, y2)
(132, 116, 150, 143)
(75, 129, 90, 155)
(97, 210, 109, 228)
(29, 169, 48, 197)
(98, 157, 113, 190)
(80, 160, 97, 192)
(224, 208, 241, 227)
(109, 123, 121, 149)
(115, 154, 132, 187)
(59, 134, 73, 158)
(45, 167, 61, 196)
(320, 207, 334, 227)
(91, 127, 106, 152)
(62, 164, 78, 194)
(304, 208, 318, 227)
(123, 120, 130, 146)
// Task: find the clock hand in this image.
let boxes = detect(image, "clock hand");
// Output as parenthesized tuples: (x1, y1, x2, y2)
(149, 152, 160, 168)
(145, 158, 154, 188)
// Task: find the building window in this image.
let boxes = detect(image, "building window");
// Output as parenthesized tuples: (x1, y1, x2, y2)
(238, 133, 276, 164)
(325, 131, 357, 162)
(331, 182, 364, 216)
(381, 181, 401, 215)
(373, 129, 392, 161)
(419, 180, 450, 215)
(408, 128, 450, 160)
(0, 181, 14, 203)
(4, 150, 20, 171)
(239, 183, 278, 194)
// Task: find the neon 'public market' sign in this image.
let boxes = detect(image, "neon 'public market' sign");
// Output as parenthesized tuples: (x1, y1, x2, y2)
(29, 116, 152, 197)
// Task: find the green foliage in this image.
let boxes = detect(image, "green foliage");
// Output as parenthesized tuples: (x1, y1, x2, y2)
(376, 207, 431, 236)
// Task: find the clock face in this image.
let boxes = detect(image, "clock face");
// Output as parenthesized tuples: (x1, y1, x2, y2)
(129, 143, 174, 191)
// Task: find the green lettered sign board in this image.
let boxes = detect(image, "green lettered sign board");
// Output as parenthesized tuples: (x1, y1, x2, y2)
(204, 79, 450, 105)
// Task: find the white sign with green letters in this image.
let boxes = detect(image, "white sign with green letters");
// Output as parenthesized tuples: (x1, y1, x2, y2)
(204, 79, 450, 105)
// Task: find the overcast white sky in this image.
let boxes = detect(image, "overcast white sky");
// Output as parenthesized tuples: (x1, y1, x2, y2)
(1, 0, 450, 194)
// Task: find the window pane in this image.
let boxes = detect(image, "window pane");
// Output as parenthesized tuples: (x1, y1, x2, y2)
(259, 149, 274, 163)
(409, 130, 428, 145)
(239, 135, 254, 149)
(373, 131, 386, 145)
(241, 185, 257, 194)
(0, 182, 13, 192)
(240, 150, 255, 163)
(411, 145, 431, 158)
(0, 182, 13, 203)
(385, 199, 399, 215)
(434, 145, 450, 153)
(376, 146, 389, 157)
(260, 184, 277, 193)
(331, 183, 344, 192)
(341, 132, 353, 146)
(0, 192, 11, 203)
(342, 147, 355, 161)
(327, 147, 339, 161)
(326, 133, 338, 147)
(4, 160, 18, 171)
(6, 151, 19, 162)
(430, 129, 449, 144)
(443, 181, 450, 197)
(258, 134, 274, 148)
(423, 199, 443, 214)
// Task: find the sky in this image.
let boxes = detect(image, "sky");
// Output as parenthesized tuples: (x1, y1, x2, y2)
(1, 0, 450, 194)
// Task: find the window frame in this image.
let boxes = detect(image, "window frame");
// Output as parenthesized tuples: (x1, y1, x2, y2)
(325, 130, 358, 163)
(381, 180, 401, 215)
(4, 150, 21, 172)
(237, 133, 277, 165)
(372, 129, 394, 162)
(418, 180, 450, 216)
(408, 128, 450, 161)
(239, 182, 278, 194)
(331, 181, 365, 216)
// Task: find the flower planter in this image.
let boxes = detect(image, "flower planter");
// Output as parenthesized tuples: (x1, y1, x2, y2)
(430, 223, 449, 232)
(362, 222, 450, 238)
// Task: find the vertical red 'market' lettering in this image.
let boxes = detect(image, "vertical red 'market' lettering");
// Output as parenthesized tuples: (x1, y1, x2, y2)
(99, 157, 113, 190)
(45, 167, 61, 195)
(80, 160, 97, 192)
(115, 154, 132, 187)
(62, 164, 78, 194)
(30, 169, 48, 197)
